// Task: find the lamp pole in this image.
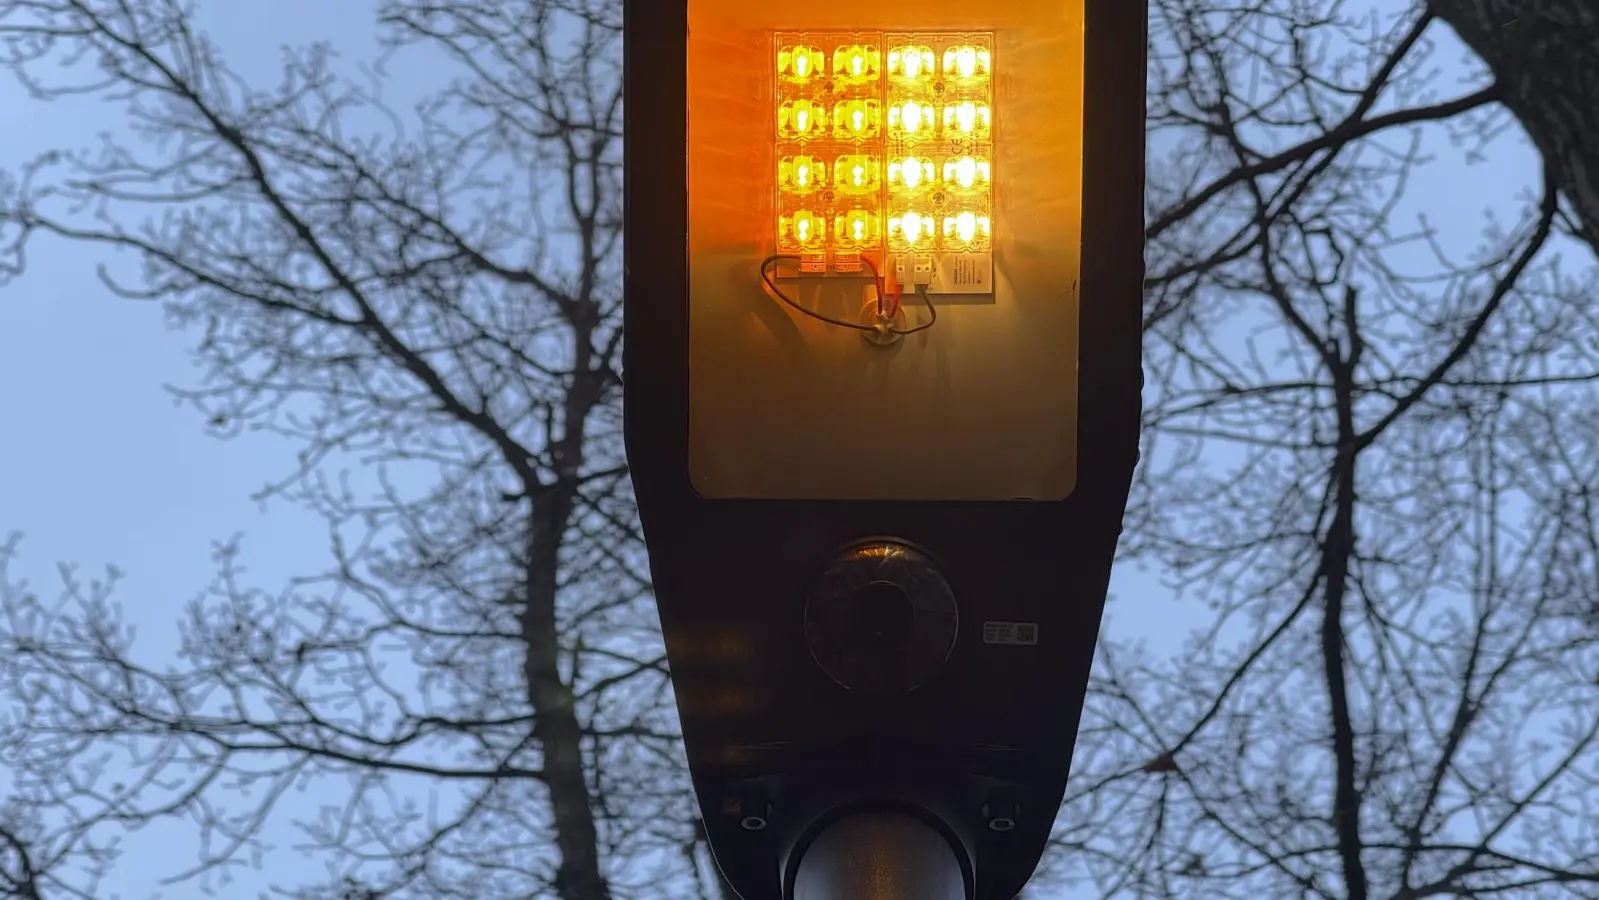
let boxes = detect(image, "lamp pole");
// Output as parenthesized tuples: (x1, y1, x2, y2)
(791, 810, 967, 900)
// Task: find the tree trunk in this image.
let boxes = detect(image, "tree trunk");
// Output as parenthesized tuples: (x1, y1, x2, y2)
(525, 487, 610, 900)
(1429, 0, 1599, 257)
(523, 370, 614, 900)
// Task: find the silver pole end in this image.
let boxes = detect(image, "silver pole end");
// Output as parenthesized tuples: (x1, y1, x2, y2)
(792, 810, 968, 900)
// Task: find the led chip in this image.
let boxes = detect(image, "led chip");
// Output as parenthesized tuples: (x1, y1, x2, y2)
(887, 45, 935, 82)
(943, 102, 990, 138)
(888, 100, 934, 138)
(834, 209, 881, 249)
(832, 44, 880, 84)
(779, 100, 825, 140)
(779, 209, 828, 252)
(833, 154, 880, 194)
(888, 209, 937, 250)
(780, 155, 825, 193)
(888, 156, 936, 191)
(941, 155, 991, 190)
(778, 45, 825, 82)
(832, 99, 880, 139)
(942, 45, 991, 81)
(941, 209, 992, 250)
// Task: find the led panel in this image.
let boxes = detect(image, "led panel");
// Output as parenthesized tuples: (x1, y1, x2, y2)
(773, 31, 995, 289)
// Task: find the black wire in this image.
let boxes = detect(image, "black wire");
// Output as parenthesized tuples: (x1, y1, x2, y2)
(892, 284, 937, 335)
(760, 254, 939, 337)
(760, 255, 876, 332)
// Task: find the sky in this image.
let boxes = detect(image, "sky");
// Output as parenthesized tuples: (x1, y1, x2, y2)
(0, 2, 1556, 899)
(0, 6, 427, 897)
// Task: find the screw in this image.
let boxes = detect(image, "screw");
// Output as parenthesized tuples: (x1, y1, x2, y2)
(726, 792, 772, 832)
(983, 798, 1020, 833)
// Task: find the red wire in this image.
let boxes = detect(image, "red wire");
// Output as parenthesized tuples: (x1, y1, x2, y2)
(858, 254, 899, 317)
(858, 253, 885, 317)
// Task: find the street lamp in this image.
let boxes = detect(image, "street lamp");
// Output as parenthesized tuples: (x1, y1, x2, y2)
(624, 0, 1146, 897)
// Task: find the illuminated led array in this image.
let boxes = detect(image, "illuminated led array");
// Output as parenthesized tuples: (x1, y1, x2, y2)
(774, 31, 995, 267)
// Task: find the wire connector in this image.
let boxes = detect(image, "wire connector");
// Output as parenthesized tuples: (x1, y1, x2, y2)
(760, 254, 938, 344)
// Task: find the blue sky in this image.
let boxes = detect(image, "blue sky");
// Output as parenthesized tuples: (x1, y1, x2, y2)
(0, 2, 1561, 899)
(0, 6, 412, 897)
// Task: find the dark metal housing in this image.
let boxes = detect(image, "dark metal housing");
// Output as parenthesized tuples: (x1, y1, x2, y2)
(623, 3, 1147, 896)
